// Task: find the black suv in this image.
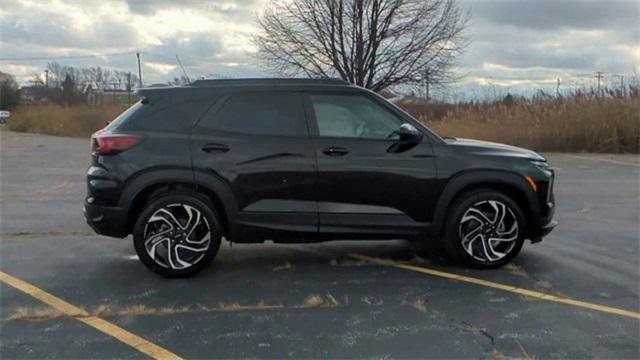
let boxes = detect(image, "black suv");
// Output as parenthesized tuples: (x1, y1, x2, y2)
(84, 78, 556, 277)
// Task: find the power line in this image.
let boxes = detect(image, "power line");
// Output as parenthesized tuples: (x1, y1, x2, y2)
(0, 51, 136, 62)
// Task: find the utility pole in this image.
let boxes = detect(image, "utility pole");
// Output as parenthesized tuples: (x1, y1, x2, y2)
(423, 68, 430, 100)
(556, 78, 561, 97)
(594, 71, 604, 94)
(44, 69, 49, 99)
(126, 72, 132, 105)
(136, 52, 143, 88)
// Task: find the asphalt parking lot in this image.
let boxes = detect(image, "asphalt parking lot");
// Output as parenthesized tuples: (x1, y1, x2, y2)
(1, 129, 639, 359)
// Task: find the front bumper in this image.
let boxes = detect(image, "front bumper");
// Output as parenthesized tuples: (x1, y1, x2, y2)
(84, 201, 129, 238)
(529, 219, 558, 243)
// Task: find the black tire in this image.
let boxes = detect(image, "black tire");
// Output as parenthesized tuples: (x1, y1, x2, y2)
(443, 189, 526, 268)
(133, 190, 222, 277)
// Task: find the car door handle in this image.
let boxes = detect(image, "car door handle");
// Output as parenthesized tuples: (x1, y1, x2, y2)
(202, 143, 230, 153)
(322, 147, 349, 156)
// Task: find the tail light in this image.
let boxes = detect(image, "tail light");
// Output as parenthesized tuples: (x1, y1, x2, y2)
(92, 133, 144, 155)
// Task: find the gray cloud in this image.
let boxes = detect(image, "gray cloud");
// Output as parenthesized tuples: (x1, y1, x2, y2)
(0, 0, 637, 98)
(462, 0, 638, 32)
(148, 31, 223, 59)
(456, 0, 639, 93)
(0, 5, 140, 49)
(125, 0, 262, 18)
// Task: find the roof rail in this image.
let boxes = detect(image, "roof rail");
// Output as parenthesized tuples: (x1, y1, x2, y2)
(190, 78, 350, 87)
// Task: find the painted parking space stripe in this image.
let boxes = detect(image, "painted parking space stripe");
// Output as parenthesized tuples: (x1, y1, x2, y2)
(350, 253, 640, 320)
(0, 270, 183, 360)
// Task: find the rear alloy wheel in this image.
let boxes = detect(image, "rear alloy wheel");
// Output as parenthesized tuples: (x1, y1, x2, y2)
(445, 190, 525, 268)
(144, 204, 211, 269)
(133, 192, 221, 277)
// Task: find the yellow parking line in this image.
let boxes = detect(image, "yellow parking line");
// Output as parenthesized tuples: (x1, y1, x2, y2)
(0, 271, 183, 360)
(350, 254, 640, 320)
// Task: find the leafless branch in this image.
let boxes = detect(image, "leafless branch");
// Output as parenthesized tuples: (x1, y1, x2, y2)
(254, 0, 468, 91)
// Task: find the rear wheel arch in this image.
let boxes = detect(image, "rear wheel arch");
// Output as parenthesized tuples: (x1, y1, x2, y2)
(124, 177, 234, 236)
(432, 170, 538, 238)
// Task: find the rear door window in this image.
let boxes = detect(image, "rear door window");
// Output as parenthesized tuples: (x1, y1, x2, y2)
(198, 92, 306, 136)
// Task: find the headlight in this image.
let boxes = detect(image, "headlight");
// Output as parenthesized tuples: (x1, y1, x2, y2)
(529, 160, 552, 177)
(530, 160, 549, 168)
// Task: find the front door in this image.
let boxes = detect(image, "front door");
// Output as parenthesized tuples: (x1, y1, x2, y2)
(306, 92, 438, 237)
(191, 91, 317, 240)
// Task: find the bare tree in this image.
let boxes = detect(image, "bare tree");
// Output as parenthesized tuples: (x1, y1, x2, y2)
(255, 0, 467, 91)
(168, 75, 191, 86)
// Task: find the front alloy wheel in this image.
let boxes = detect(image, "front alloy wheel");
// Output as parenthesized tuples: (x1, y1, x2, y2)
(444, 190, 525, 268)
(459, 200, 518, 263)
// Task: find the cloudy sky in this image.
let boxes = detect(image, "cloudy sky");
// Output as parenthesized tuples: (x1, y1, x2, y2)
(0, 0, 638, 99)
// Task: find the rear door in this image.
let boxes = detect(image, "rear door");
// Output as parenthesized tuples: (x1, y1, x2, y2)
(306, 91, 438, 237)
(191, 90, 317, 239)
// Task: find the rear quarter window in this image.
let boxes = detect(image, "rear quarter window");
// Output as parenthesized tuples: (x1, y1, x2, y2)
(121, 90, 217, 132)
(103, 101, 143, 131)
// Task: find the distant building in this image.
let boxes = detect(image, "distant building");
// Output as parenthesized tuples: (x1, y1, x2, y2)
(86, 87, 131, 106)
(18, 85, 63, 104)
(19, 86, 44, 104)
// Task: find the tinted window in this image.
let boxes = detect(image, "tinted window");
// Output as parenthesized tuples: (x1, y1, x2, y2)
(200, 92, 305, 136)
(104, 100, 143, 131)
(123, 91, 216, 132)
(310, 94, 403, 139)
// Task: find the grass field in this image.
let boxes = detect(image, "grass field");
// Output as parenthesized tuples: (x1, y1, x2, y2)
(407, 92, 639, 153)
(7, 91, 640, 153)
(7, 103, 125, 138)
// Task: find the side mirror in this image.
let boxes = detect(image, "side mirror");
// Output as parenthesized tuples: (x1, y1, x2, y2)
(387, 123, 423, 153)
(393, 123, 423, 144)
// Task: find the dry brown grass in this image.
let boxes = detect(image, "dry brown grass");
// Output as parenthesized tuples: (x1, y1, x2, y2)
(300, 293, 340, 308)
(405, 93, 639, 153)
(8, 103, 126, 137)
(6, 306, 67, 321)
(273, 261, 292, 271)
(406, 298, 428, 313)
(5, 295, 342, 321)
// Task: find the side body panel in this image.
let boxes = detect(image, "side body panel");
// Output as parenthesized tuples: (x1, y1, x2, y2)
(304, 91, 439, 239)
(190, 91, 318, 242)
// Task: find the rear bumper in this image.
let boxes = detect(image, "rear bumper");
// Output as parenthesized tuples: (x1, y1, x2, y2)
(84, 202, 129, 238)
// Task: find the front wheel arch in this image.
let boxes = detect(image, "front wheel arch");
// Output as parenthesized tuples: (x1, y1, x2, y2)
(431, 171, 538, 239)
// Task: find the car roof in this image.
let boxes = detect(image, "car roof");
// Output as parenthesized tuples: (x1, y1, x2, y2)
(136, 78, 357, 97)
(191, 78, 350, 87)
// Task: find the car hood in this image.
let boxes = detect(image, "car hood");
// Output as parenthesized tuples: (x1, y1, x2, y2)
(444, 137, 546, 161)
